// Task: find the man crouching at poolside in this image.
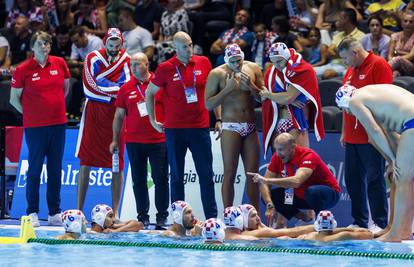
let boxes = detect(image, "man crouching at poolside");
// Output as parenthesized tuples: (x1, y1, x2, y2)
(56, 209, 87, 240)
(162, 201, 203, 237)
(91, 204, 144, 233)
(296, 210, 373, 242)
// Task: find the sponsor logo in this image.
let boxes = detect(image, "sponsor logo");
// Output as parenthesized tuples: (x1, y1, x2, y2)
(32, 73, 40, 81)
(359, 74, 365, 80)
(194, 70, 202, 75)
(50, 70, 58, 75)
(173, 73, 180, 81)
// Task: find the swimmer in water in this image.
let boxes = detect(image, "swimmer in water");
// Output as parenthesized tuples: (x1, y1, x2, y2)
(202, 218, 226, 244)
(56, 209, 87, 240)
(162, 201, 203, 237)
(223, 206, 257, 240)
(90, 204, 144, 233)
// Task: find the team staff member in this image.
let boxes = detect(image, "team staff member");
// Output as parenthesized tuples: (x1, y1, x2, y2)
(145, 31, 217, 219)
(76, 28, 131, 218)
(338, 37, 393, 232)
(10, 31, 70, 227)
(248, 133, 341, 225)
(110, 52, 169, 229)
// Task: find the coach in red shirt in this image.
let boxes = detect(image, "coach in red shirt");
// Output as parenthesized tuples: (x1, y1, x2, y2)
(145, 31, 217, 219)
(110, 53, 168, 229)
(248, 133, 340, 226)
(10, 31, 70, 227)
(337, 37, 393, 232)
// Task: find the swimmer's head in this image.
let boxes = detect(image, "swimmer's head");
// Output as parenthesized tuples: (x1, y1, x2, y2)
(269, 42, 290, 70)
(314, 210, 337, 232)
(91, 204, 114, 229)
(223, 206, 244, 231)
(239, 204, 260, 230)
(62, 209, 87, 235)
(171, 200, 195, 229)
(335, 84, 356, 110)
(202, 218, 226, 244)
(224, 43, 244, 72)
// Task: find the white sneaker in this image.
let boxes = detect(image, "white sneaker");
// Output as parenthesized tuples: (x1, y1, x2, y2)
(29, 213, 40, 228)
(48, 213, 62, 226)
(346, 224, 360, 229)
(368, 223, 383, 234)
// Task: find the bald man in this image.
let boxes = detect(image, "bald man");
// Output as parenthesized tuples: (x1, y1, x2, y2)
(247, 133, 341, 227)
(146, 32, 217, 219)
(336, 84, 414, 242)
(205, 43, 263, 212)
(110, 53, 169, 229)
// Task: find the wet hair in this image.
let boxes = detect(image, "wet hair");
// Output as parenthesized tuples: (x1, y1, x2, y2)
(30, 31, 52, 49)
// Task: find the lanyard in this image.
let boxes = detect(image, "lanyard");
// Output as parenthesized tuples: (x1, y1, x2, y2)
(136, 83, 145, 99)
(175, 65, 196, 89)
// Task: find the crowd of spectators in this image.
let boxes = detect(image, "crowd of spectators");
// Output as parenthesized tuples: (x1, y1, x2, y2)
(1, 0, 414, 120)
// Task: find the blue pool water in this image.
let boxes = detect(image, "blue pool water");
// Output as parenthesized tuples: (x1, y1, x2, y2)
(0, 228, 413, 267)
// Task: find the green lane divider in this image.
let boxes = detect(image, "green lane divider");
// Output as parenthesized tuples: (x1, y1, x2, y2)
(28, 238, 414, 260)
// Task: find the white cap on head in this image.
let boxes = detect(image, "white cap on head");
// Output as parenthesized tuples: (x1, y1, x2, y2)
(223, 206, 244, 231)
(314, 210, 337, 232)
(269, 42, 291, 62)
(91, 204, 113, 228)
(224, 43, 244, 64)
(62, 209, 86, 234)
(171, 200, 190, 226)
(202, 218, 226, 243)
(239, 204, 255, 230)
(335, 84, 356, 109)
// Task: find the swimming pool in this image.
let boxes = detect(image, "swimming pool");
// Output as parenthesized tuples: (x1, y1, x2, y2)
(0, 228, 413, 267)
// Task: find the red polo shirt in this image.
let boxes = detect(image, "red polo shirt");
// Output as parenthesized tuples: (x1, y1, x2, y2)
(11, 56, 70, 128)
(151, 55, 211, 128)
(342, 52, 393, 144)
(267, 146, 341, 200)
(115, 73, 165, 143)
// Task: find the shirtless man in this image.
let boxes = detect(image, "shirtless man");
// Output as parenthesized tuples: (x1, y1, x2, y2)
(202, 218, 226, 244)
(56, 210, 87, 240)
(205, 43, 264, 212)
(162, 201, 203, 237)
(336, 84, 414, 242)
(296, 210, 373, 242)
(90, 204, 144, 233)
(223, 206, 257, 240)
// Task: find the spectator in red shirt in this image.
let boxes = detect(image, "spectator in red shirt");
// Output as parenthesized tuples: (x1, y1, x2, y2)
(338, 37, 393, 233)
(110, 52, 169, 229)
(248, 133, 340, 227)
(145, 31, 217, 219)
(9, 31, 71, 228)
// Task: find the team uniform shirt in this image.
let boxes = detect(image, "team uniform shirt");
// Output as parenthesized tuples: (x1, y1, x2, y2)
(342, 52, 393, 144)
(115, 73, 165, 144)
(151, 55, 211, 128)
(76, 48, 131, 169)
(11, 56, 70, 128)
(262, 48, 325, 156)
(267, 146, 341, 200)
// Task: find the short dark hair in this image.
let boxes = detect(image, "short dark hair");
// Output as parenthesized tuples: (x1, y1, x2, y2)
(272, 15, 290, 34)
(367, 15, 383, 27)
(117, 7, 134, 19)
(55, 25, 69, 35)
(342, 8, 357, 26)
(309, 27, 321, 38)
(69, 26, 85, 37)
(30, 31, 52, 49)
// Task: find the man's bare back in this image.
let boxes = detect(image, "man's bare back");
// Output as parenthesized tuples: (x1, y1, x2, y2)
(350, 84, 414, 133)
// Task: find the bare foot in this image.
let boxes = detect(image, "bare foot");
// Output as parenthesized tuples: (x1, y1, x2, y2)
(376, 231, 410, 242)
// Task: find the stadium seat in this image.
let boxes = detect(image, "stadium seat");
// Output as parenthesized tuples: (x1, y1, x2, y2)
(333, 108, 343, 132)
(318, 79, 343, 107)
(394, 76, 414, 94)
(392, 79, 409, 90)
(322, 106, 337, 131)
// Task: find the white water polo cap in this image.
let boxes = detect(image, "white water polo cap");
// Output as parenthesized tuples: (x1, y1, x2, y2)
(202, 218, 226, 242)
(335, 84, 356, 109)
(239, 204, 256, 230)
(62, 209, 86, 234)
(314, 210, 337, 232)
(171, 200, 190, 226)
(269, 42, 291, 61)
(91, 204, 113, 228)
(223, 206, 244, 231)
(224, 43, 244, 64)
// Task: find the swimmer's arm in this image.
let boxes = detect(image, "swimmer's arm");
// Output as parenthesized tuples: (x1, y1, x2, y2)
(251, 63, 265, 101)
(261, 84, 302, 105)
(161, 230, 177, 237)
(255, 167, 313, 188)
(205, 70, 233, 110)
(350, 102, 396, 162)
(110, 220, 144, 232)
(323, 231, 373, 242)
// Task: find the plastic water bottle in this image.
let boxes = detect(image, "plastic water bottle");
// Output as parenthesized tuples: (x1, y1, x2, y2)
(112, 150, 119, 173)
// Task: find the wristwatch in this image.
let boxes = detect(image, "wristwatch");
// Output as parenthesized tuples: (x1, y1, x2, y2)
(266, 203, 275, 209)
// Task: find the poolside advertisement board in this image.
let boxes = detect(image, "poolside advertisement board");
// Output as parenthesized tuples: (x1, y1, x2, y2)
(11, 129, 354, 226)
